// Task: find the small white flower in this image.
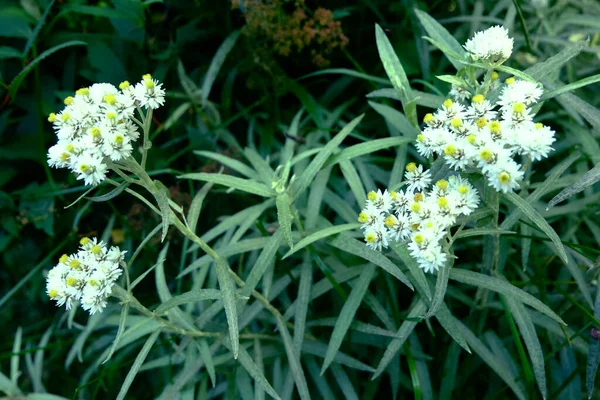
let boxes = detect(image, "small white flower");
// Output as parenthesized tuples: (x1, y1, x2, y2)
(365, 189, 393, 213)
(486, 159, 524, 192)
(405, 163, 431, 192)
(464, 25, 513, 64)
(416, 245, 447, 273)
(73, 152, 107, 186)
(364, 228, 390, 251)
(134, 78, 165, 109)
(102, 130, 133, 161)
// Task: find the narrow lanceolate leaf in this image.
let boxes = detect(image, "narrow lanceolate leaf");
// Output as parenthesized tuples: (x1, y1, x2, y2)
(548, 161, 600, 209)
(414, 9, 466, 70)
(423, 257, 453, 319)
(236, 345, 281, 400)
(502, 191, 567, 263)
(455, 320, 526, 400)
(200, 30, 241, 106)
(242, 229, 284, 297)
(454, 228, 516, 239)
(104, 303, 130, 364)
(587, 281, 600, 399)
(524, 40, 587, 81)
(9, 40, 87, 99)
(390, 242, 430, 300)
(87, 181, 130, 202)
(434, 305, 471, 353)
(276, 193, 294, 249)
(116, 329, 161, 400)
(154, 289, 221, 315)
(541, 74, 600, 101)
(215, 256, 239, 359)
(283, 224, 360, 259)
(197, 340, 217, 387)
(506, 297, 547, 399)
(187, 180, 214, 234)
(195, 151, 257, 179)
(276, 318, 311, 400)
(153, 181, 171, 242)
(321, 264, 376, 374)
(179, 173, 273, 197)
(325, 137, 413, 167)
(449, 269, 565, 324)
(375, 24, 412, 103)
(291, 114, 364, 200)
(329, 235, 413, 290)
(372, 300, 427, 379)
(11, 327, 22, 389)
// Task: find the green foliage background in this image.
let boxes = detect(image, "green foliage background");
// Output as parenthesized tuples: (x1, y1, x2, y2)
(2, 0, 600, 398)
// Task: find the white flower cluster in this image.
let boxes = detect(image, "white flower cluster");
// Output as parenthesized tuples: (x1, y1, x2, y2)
(416, 77, 555, 193)
(358, 164, 479, 273)
(463, 25, 513, 64)
(46, 237, 125, 315)
(47, 74, 165, 186)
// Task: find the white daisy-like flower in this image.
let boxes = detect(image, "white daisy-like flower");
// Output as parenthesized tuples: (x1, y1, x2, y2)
(463, 25, 513, 64)
(486, 159, 524, 193)
(358, 203, 385, 231)
(72, 151, 107, 186)
(416, 244, 448, 273)
(134, 77, 166, 109)
(366, 189, 393, 213)
(102, 130, 133, 161)
(405, 163, 432, 192)
(449, 84, 471, 102)
(364, 227, 390, 251)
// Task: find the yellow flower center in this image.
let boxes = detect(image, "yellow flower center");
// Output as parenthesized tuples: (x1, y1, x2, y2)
(390, 190, 397, 200)
(444, 144, 457, 156)
(145, 80, 155, 89)
(59, 254, 69, 264)
(60, 153, 69, 162)
(458, 185, 468, 194)
(114, 135, 124, 144)
(76, 87, 89, 96)
(61, 113, 70, 122)
(423, 113, 434, 124)
(66, 277, 78, 287)
(467, 134, 476, 144)
(79, 164, 89, 173)
(489, 121, 501, 133)
(476, 118, 487, 129)
(443, 99, 453, 108)
(91, 245, 102, 255)
(413, 192, 424, 202)
(66, 144, 75, 152)
(384, 216, 396, 228)
(491, 71, 499, 81)
(405, 162, 417, 173)
(119, 81, 130, 90)
(472, 94, 485, 104)
(436, 179, 448, 190)
(480, 149, 493, 161)
(499, 172, 511, 183)
(64, 96, 74, 105)
(142, 73, 152, 80)
(437, 197, 448, 207)
(80, 237, 90, 246)
(411, 203, 421, 213)
(69, 259, 80, 269)
(48, 289, 59, 298)
(106, 112, 117, 120)
(89, 279, 97, 286)
(535, 122, 543, 130)
(506, 77, 516, 85)
(451, 118, 462, 128)
(103, 94, 116, 105)
(358, 212, 369, 223)
(365, 233, 376, 243)
(513, 103, 525, 113)
(414, 234, 424, 244)
(90, 127, 101, 139)
(367, 191, 377, 201)
(48, 113, 57, 122)
(417, 134, 425, 142)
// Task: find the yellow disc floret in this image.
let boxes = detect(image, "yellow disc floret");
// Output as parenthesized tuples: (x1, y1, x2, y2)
(358, 212, 369, 223)
(444, 144, 457, 157)
(89, 279, 97, 286)
(480, 149, 493, 161)
(367, 191, 377, 201)
(413, 192, 424, 202)
(423, 113, 434, 124)
(79, 164, 89, 173)
(114, 135, 124, 144)
(119, 81, 130, 90)
(80, 237, 90, 246)
(405, 162, 417, 173)
(491, 71, 499, 81)
(390, 190, 397, 200)
(145, 79, 155, 89)
(66, 277, 78, 287)
(64, 96, 74, 105)
(499, 172, 511, 184)
(467, 134, 476, 144)
(489, 121, 501, 133)
(437, 197, 448, 207)
(384, 215, 396, 228)
(443, 99, 453, 108)
(513, 103, 525, 113)
(476, 118, 487, 129)
(106, 112, 117, 120)
(411, 202, 421, 213)
(91, 245, 102, 255)
(59, 254, 69, 264)
(66, 143, 75, 152)
(451, 118, 462, 128)
(103, 94, 116, 105)
(506, 77, 516, 85)
(48, 289, 59, 298)
(365, 233, 376, 244)
(436, 179, 448, 190)
(535, 122, 543, 130)
(414, 233, 424, 244)
(142, 73, 152, 80)
(90, 127, 101, 139)
(417, 134, 425, 142)
(48, 113, 57, 122)
(472, 94, 485, 104)
(61, 113, 70, 122)
(76, 87, 89, 96)
(458, 185, 469, 195)
(69, 259, 80, 269)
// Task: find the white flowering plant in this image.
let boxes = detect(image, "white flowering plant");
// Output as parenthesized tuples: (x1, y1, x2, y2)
(5, 4, 600, 400)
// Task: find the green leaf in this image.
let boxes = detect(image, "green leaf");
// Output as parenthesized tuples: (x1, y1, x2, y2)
(375, 24, 413, 104)
(331, 364, 359, 400)
(548, 161, 600, 209)
(195, 151, 257, 179)
(541, 74, 600, 101)
(86, 181, 129, 202)
(104, 303, 130, 364)
(23, 0, 55, 57)
(116, 328, 161, 400)
(9, 40, 87, 99)
(587, 281, 600, 399)
(276, 193, 294, 248)
(153, 181, 171, 242)
(215, 256, 239, 359)
(414, 9, 466, 70)
(505, 297, 547, 399)
(177, 59, 199, 99)
(455, 320, 526, 400)
(368, 101, 419, 137)
(154, 289, 221, 315)
(197, 339, 217, 387)
(324, 137, 413, 167)
(372, 300, 427, 379)
(180, 172, 273, 197)
(321, 264, 376, 374)
(454, 228, 516, 239)
(339, 160, 366, 207)
(390, 242, 431, 300)
(423, 257, 453, 319)
(449, 269, 565, 324)
(10, 327, 22, 391)
(503, 191, 567, 263)
(434, 305, 471, 353)
(235, 345, 281, 400)
(329, 235, 413, 290)
(524, 40, 587, 81)
(291, 115, 364, 200)
(283, 224, 360, 259)
(201, 30, 241, 106)
(436, 75, 469, 89)
(187, 180, 214, 234)
(276, 318, 311, 400)
(0, 46, 22, 60)
(300, 68, 391, 85)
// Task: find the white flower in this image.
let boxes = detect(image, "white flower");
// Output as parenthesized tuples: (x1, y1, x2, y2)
(358, 204, 385, 231)
(498, 80, 543, 107)
(47, 237, 124, 315)
(364, 228, 390, 251)
(134, 77, 165, 109)
(405, 163, 431, 192)
(464, 26, 513, 64)
(366, 189, 393, 213)
(434, 99, 467, 125)
(518, 123, 555, 161)
(486, 159, 524, 192)
(73, 152, 107, 186)
(102, 130, 133, 161)
(449, 85, 471, 102)
(416, 244, 447, 273)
